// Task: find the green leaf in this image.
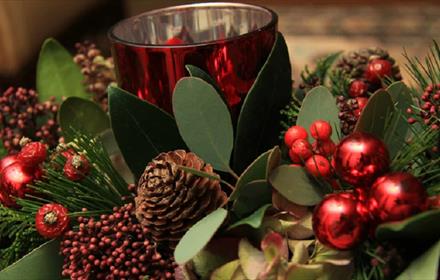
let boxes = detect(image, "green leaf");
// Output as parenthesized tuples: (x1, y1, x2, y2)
(286, 264, 324, 280)
(376, 209, 440, 241)
(231, 180, 272, 218)
(0, 239, 62, 280)
(109, 86, 186, 178)
(297, 86, 340, 142)
(0, 142, 7, 158)
(211, 260, 241, 280)
(238, 239, 266, 280)
(59, 97, 110, 141)
(230, 149, 272, 201)
(385, 82, 414, 158)
(175, 208, 228, 264)
(36, 38, 88, 102)
(354, 90, 394, 140)
(228, 204, 271, 230)
(186, 65, 223, 97)
(173, 77, 234, 172)
(269, 165, 325, 206)
(233, 32, 292, 173)
(396, 239, 440, 280)
(192, 238, 239, 279)
(266, 146, 281, 178)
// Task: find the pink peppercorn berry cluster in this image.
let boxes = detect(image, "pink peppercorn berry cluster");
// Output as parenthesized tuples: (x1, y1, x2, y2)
(284, 120, 336, 179)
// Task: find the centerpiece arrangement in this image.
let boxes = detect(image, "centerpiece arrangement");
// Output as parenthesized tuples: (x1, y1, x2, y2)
(0, 3, 439, 280)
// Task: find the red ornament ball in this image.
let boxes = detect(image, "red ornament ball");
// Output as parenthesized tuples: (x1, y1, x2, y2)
(0, 161, 40, 207)
(17, 141, 47, 167)
(349, 80, 368, 97)
(368, 172, 428, 224)
(284, 126, 308, 147)
(305, 155, 332, 178)
(310, 120, 332, 140)
(333, 132, 390, 187)
(0, 155, 18, 172)
(312, 140, 336, 157)
(63, 154, 90, 181)
(289, 139, 313, 163)
(313, 193, 367, 250)
(36, 203, 70, 238)
(365, 59, 392, 84)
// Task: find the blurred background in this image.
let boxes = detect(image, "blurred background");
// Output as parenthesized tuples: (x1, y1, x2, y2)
(1, 0, 440, 90)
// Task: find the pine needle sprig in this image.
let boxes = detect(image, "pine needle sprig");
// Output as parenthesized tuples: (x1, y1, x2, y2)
(18, 131, 130, 215)
(329, 69, 352, 97)
(0, 205, 44, 270)
(301, 51, 342, 87)
(403, 41, 440, 91)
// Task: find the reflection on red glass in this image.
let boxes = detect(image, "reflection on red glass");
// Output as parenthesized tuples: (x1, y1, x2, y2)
(111, 26, 276, 115)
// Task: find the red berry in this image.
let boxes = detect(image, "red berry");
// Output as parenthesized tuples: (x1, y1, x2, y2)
(165, 37, 184, 45)
(310, 120, 332, 140)
(349, 80, 368, 97)
(61, 148, 76, 160)
(284, 126, 308, 147)
(64, 154, 90, 181)
(289, 139, 313, 163)
(354, 97, 368, 117)
(17, 141, 47, 167)
(305, 155, 331, 178)
(312, 140, 336, 157)
(36, 203, 70, 238)
(365, 59, 392, 84)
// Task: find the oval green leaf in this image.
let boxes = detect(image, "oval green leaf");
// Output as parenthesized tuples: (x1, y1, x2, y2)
(173, 77, 234, 172)
(376, 209, 440, 241)
(175, 208, 228, 264)
(238, 239, 266, 280)
(0, 239, 62, 280)
(396, 239, 440, 280)
(59, 97, 110, 141)
(228, 204, 272, 230)
(230, 148, 272, 201)
(297, 86, 340, 142)
(211, 260, 241, 280)
(231, 180, 272, 218)
(233, 32, 292, 173)
(354, 89, 394, 140)
(269, 165, 325, 206)
(109, 86, 186, 178)
(36, 38, 88, 102)
(186, 65, 223, 97)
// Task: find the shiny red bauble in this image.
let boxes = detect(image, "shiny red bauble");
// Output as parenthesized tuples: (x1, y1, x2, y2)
(349, 80, 368, 97)
(310, 120, 332, 141)
(0, 161, 41, 207)
(17, 141, 47, 167)
(368, 172, 428, 224)
(313, 193, 367, 250)
(0, 155, 18, 172)
(284, 126, 308, 147)
(365, 59, 392, 84)
(333, 132, 390, 187)
(305, 155, 332, 178)
(354, 97, 369, 118)
(289, 139, 313, 163)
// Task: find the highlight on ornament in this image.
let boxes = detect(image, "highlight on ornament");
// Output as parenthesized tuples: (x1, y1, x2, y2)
(0, 1, 439, 280)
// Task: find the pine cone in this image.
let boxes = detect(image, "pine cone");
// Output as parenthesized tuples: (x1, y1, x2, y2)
(135, 150, 227, 247)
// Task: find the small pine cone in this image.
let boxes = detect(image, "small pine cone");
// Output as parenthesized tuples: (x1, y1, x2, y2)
(135, 150, 227, 247)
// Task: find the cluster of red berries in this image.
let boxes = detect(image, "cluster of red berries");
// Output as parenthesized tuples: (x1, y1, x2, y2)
(0, 87, 60, 153)
(0, 139, 47, 207)
(407, 84, 439, 129)
(60, 203, 176, 280)
(284, 120, 335, 179)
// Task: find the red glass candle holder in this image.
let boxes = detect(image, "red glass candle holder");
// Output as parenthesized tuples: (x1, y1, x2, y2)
(109, 2, 277, 114)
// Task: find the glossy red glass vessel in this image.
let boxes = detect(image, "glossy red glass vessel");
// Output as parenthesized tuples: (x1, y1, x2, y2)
(109, 3, 277, 114)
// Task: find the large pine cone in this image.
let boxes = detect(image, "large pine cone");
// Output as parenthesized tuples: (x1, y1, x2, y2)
(135, 150, 227, 246)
